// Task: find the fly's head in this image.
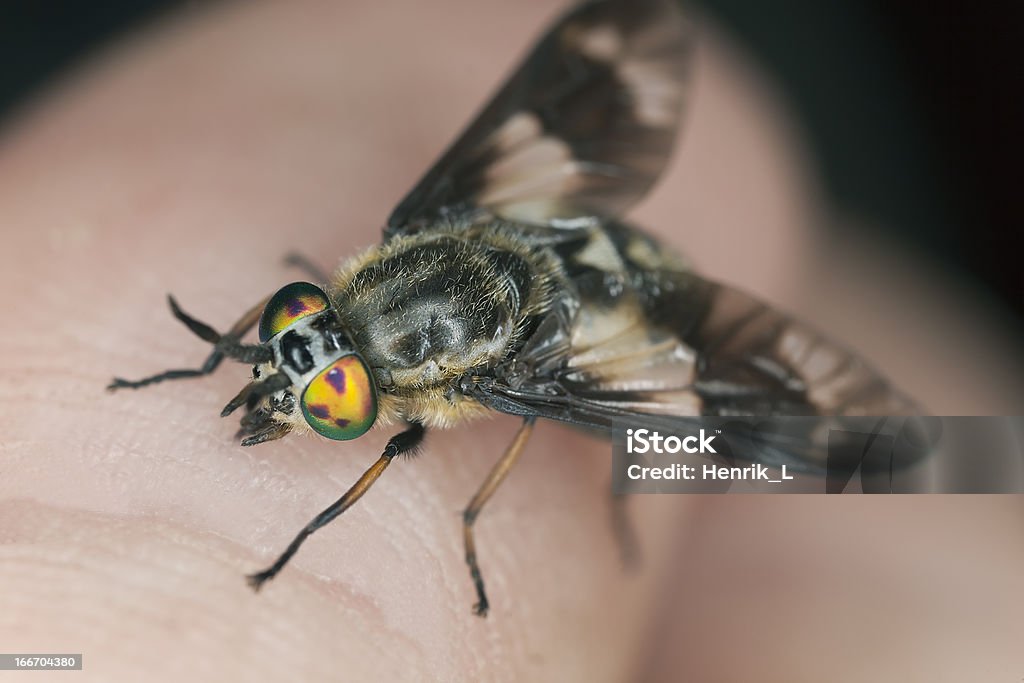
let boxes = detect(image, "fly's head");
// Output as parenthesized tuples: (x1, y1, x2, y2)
(233, 281, 378, 446)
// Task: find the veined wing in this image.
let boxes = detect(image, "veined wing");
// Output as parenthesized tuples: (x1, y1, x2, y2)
(386, 0, 692, 237)
(462, 224, 920, 469)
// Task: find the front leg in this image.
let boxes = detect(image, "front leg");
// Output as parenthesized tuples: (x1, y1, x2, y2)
(247, 422, 426, 590)
(107, 294, 270, 390)
(108, 254, 326, 391)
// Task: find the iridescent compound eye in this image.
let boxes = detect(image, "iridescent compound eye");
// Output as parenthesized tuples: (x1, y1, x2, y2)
(258, 282, 331, 342)
(300, 355, 378, 440)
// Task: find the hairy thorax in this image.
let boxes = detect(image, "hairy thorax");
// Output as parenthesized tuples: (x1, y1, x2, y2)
(327, 224, 562, 427)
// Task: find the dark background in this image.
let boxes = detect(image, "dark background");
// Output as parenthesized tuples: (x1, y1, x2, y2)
(1, 1, 1021, 323)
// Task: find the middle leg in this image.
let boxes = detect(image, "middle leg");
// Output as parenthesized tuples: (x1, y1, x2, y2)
(462, 416, 535, 617)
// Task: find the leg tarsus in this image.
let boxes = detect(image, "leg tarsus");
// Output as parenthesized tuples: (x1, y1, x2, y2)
(246, 422, 425, 590)
(610, 492, 642, 570)
(284, 252, 330, 283)
(462, 508, 490, 616)
(461, 417, 535, 617)
(168, 294, 220, 343)
(107, 293, 270, 392)
(107, 343, 225, 392)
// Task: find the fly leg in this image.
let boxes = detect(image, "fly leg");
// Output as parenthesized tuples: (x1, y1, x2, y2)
(462, 416, 535, 617)
(107, 252, 323, 392)
(283, 252, 330, 283)
(107, 294, 270, 391)
(610, 491, 641, 569)
(247, 422, 425, 590)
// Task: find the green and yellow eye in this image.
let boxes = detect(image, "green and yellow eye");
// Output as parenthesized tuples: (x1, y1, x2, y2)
(300, 355, 378, 440)
(258, 282, 331, 342)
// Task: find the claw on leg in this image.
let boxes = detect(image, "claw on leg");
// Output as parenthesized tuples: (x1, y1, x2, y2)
(107, 294, 270, 391)
(461, 417, 534, 617)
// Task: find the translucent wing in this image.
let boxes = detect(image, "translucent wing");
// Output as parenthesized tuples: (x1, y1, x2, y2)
(386, 0, 692, 237)
(462, 224, 921, 471)
(470, 280, 917, 415)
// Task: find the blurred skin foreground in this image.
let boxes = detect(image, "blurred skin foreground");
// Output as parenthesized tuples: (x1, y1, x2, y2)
(0, 1, 1022, 681)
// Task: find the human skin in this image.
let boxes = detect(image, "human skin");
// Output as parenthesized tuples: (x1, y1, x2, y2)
(1, 1, 1022, 681)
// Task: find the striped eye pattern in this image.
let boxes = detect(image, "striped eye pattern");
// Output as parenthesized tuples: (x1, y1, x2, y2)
(300, 355, 378, 440)
(258, 282, 331, 342)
